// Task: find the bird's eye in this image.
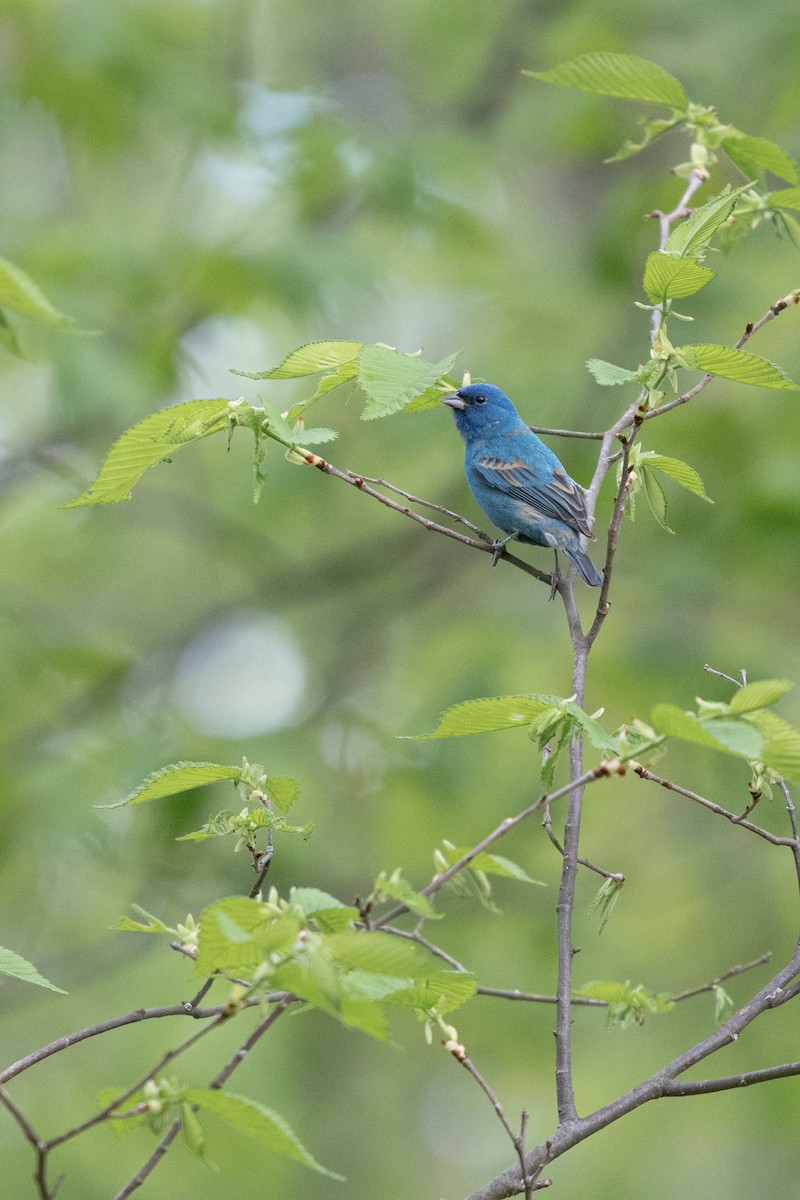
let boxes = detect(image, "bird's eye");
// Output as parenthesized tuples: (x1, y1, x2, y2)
(474, 394, 486, 404)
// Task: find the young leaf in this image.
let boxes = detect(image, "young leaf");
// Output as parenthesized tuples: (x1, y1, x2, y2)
(639, 453, 713, 503)
(589, 877, 624, 934)
(324, 930, 435, 979)
(0, 256, 76, 330)
(529, 53, 688, 110)
(357, 346, 458, 420)
(263, 776, 300, 812)
(114, 905, 173, 934)
(605, 114, 682, 162)
(181, 1089, 345, 1180)
(407, 694, 562, 739)
(232, 340, 363, 381)
(677, 344, 800, 390)
(63, 399, 231, 507)
(664, 185, 751, 258)
(0, 946, 66, 994)
(100, 762, 243, 808)
(380, 970, 478, 1013)
(288, 888, 356, 921)
(642, 465, 672, 533)
(713, 985, 734, 1025)
(767, 188, 800, 213)
(642, 253, 715, 303)
(373, 871, 442, 920)
(743, 710, 800, 784)
(438, 846, 545, 885)
(195, 897, 299, 975)
(651, 704, 744, 751)
(729, 679, 794, 714)
(585, 358, 640, 386)
(721, 132, 798, 185)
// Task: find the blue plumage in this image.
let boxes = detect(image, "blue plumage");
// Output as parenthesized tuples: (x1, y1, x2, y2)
(442, 383, 603, 587)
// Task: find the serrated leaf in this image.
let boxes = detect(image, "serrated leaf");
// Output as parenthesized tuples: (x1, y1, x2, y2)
(529, 53, 687, 109)
(0, 256, 75, 330)
(664, 185, 752, 258)
(585, 358, 640, 386)
(767, 188, 800, 213)
(290, 425, 338, 445)
(232, 340, 363, 381)
(566, 703, 620, 752)
(722, 132, 798, 185)
(677, 344, 799, 390)
(263, 776, 299, 813)
(407, 694, 562, 738)
(63, 399, 231, 507)
(702, 719, 764, 759)
(324, 931, 435, 979)
(380, 970, 478, 1013)
(438, 845, 544, 885)
(744, 710, 800, 784)
(0, 946, 66, 994)
(639, 453, 713, 502)
(643, 253, 715, 302)
(288, 888, 354, 919)
(272, 958, 389, 1039)
(729, 679, 794, 713)
(195, 898, 299, 975)
(402, 375, 461, 412)
(101, 762, 243, 809)
(357, 346, 458, 420)
(642, 464, 675, 530)
(589, 877, 624, 935)
(373, 872, 441, 920)
(651, 704, 765, 760)
(182, 1090, 344, 1180)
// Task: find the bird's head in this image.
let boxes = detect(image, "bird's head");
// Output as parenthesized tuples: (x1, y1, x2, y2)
(441, 382, 522, 436)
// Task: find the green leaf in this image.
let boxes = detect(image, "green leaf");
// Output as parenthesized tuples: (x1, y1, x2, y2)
(702, 719, 764, 759)
(438, 845, 544, 885)
(0, 946, 66, 994)
(232, 340, 363, 381)
(677, 344, 800, 390)
(180, 1103, 213, 1166)
(651, 704, 765, 760)
(0, 309, 24, 357)
(566, 703, 620, 753)
(713, 985, 734, 1026)
(664, 185, 751, 258)
(357, 346, 458, 420)
(605, 114, 682, 162)
(576, 979, 675, 1027)
(744, 710, 800, 784)
(721, 132, 798, 185)
(729, 679, 794, 714)
(63, 399, 231, 507)
(767, 188, 800, 213)
(101, 762, 243, 808)
(324, 930, 435, 979)
(263, 776, 299, 813)
(288, 888, 356, 921)
(272, 958, 390, 1039)
(114, 905, 173, 934)
(373, 871, 441, 920)
(528, 53, 687, 109)
(195, 898, 299, 975)
(585, 358, 640, 386)
(380, 970, 478, 1013)
(642, 466, 671, 533)
(639, 453, 713, 502)
(181, 1090, 344, 1180)
(402, 376, 461, 413)
(407, 694, 562, 738)
(589, 877, 623, 935)
(643, 253, 715, 302)
(290, 425, 338, 445)
(0, 256, 76, 330)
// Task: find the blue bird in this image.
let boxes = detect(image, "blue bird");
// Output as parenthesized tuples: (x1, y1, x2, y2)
(442, 382, 603, 587)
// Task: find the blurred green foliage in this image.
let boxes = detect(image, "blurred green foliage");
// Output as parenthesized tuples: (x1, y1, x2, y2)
(2, 2, 800, 1198)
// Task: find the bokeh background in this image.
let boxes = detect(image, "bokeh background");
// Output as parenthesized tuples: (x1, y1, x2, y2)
(3, 2, 800, 1197)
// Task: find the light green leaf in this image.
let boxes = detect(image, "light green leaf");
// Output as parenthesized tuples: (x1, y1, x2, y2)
(767, 188, 800, 213)
(0, 309, 24, 357)
(438, 845, 545, 885)
(606, 114, 682, 162)
(63, 399, 231, 507)
(729, 679, 794, 714)
(713, 985, 734, 1025)
(195, 898, 299, 975)
(114, 905, 172, 934)
(651, 704, 765, 760)
(0, 946, 66, 994)
(585, 358, 640, 386)
(528, 53, 688, 109)
(288, 888, 355, 920)
(402, 376, 461, 412)
(373, 872, 441, 920)
(677, 344, 800, 390)
(272, 958, 389, 1039)
(722, 132, 798, 185)
(324, 931, 435, 979)
(380, 970, 478, 1013)
(744, 710, 800, 784)
(566, 703, 620, 752)
(589, 878, 623, 935)
(289, 425, 338, 445)
(643, 253, 715, 302)
(100, 762, 242, 809)
(664, 185, 752, 258)
(641, 469, 671, 533)
(0, 256, 76, 330)
(263, 776, 299, 813)
(639, 453, 713, 502)
(182, 1090, 344, 1180)
(702, 719, 764, 759)
(232, 340, 363, 381)
(357, 346, 458, 419)
(407, 694, 562, 739)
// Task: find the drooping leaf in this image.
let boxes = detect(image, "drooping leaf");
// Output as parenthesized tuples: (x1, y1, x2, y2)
(585, 358, 640, 386)
(263, 776, 300, 813)
(641, 465, 671, 533)
(588, 877, 624, 935)
(664, 185, 752, 258)
(677, 344, 799, 390)
(407, 695, 562, 739)
(181, 1090, 345, 1180)
(721, 132, 798, 185)
(642, 253, 715, 302)
(114, 905, 173, 934)
(373, 871, 442, 919)
(438, 846, 544, 885)
(729, 679, 794, 714)
(357, 346, 458, 419)
(63, 399, 231, 507)
(232, 340, 363, 381)
(101, 762, 243, 808)
(0, 946, 66, 994)
(639, 453, 713, 502)
(605, 114, 682, 162)
(0, 256, 76, 330)
(529, 53, 688, 109)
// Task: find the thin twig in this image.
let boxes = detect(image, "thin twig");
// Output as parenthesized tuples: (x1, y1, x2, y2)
(541, 801, 624, 881)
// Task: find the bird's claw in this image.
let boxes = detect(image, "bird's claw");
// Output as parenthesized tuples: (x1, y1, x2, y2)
(490, 532, 519, 566)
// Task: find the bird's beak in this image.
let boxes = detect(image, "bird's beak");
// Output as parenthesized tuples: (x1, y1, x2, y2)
(441, 392, 466, 411)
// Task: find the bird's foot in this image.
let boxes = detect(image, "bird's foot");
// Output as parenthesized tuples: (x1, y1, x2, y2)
(549, 554, 561, 601)
(490, 532, 519, 566)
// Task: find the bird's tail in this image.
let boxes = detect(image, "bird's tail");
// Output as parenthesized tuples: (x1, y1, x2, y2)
(565, 546, 603, 587)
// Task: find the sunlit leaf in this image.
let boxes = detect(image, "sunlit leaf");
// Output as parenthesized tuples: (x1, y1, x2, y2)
(677, 344, 799, 390)
(232, 340, 363, 381)
(639, 453, 713, 502)
(380, 970, 478, 1012)
(529, 53, 687, 109)
(664, 185, 751, 258)
(407, 694, 561, 738)
(357, 346, 458, 419)
(729, 679, 794, 713)
(585, 358, 640, 386)
(643, 253, 715, 302)
(767, 188, 800, 213)
(721, 132, 798, 184)
(0, 946, 66, 993)
(100, 762, 243, 808)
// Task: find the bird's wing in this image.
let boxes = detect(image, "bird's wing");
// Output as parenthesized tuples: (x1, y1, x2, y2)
(472, 454, 593, 538)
